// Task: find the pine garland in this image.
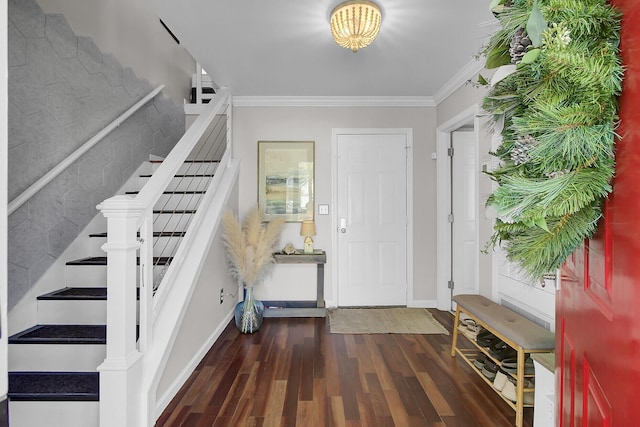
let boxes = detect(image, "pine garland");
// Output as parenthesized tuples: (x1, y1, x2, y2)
(481, 0, 622, 279)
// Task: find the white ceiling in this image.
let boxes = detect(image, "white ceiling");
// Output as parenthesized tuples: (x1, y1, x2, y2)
(155, 0, 495, 98)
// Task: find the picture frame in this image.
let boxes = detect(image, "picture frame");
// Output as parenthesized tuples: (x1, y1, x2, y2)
(258, 141, 315, 222)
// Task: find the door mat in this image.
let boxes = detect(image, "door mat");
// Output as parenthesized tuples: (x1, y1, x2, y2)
(328, 307, 449, 335)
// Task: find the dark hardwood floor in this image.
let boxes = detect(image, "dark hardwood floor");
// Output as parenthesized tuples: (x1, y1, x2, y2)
(156, 309, 533, 426)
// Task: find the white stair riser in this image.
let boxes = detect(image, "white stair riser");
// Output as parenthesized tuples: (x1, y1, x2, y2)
(65, 265, 167, 287)
(141, 176, 212, 192)
(10, 401, 98, 427)
(37, 300, 140, 324)
(89, 235, 184, 256)
(9, 344, 105, 371)
(151, 161, 219, 175)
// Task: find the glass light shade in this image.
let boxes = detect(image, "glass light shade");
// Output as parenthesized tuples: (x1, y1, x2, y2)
(330, 1, 382, 52)
(300, 220, 316, 237)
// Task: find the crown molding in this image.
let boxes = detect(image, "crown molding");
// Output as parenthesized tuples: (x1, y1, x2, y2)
(224, 59, 484, 109)
(232, 95, 436, 108)
(432, 58, 485, 106)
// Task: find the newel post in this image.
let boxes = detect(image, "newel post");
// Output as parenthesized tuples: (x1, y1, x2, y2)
(97, 195, 144, 427)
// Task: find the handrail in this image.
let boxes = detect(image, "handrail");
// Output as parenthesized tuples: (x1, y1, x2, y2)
(134, 88, 230, 223)
(8, 84, 166, 215)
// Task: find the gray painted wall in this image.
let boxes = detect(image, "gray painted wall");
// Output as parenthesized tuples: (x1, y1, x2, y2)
(7, 0, 186, 309)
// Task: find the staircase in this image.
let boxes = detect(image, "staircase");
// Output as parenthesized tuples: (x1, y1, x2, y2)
(7, 160, 219, 427)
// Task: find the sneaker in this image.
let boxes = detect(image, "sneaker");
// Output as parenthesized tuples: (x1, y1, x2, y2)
(501, 377, 535, 404)
(489, 340, 517, 361)
(501, 379, 517, 401)
(501, 357, 535, 375)
(473, 354, 487, 370)
(493, 370, 508, 391)
(476, 329, 499, 347)
(481, 360, 499, 380)
(458, 322, 480, 340)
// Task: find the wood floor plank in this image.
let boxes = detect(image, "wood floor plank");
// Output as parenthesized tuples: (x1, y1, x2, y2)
(415, 370, 455, 417)
(328, 396, 347, 427)
(156, 311, 533, 427)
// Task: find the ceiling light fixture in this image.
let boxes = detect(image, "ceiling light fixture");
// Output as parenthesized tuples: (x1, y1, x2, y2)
(330, 0, 382, 53)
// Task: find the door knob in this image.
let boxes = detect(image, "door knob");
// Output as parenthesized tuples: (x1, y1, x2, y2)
(340, 218, 347, 233)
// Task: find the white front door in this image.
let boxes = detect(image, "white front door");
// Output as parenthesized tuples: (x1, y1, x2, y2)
(451, 130, 478, 297)
(335, 131, 409, 307)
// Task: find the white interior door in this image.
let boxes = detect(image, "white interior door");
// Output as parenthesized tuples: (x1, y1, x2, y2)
(336, 132, 408, 307)
(451, 130, 478, 297)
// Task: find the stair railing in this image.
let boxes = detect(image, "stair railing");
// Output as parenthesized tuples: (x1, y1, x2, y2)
(97, 88, 232, 427)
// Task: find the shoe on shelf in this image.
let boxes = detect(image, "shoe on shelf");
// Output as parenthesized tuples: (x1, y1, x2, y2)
(458, 321, 480, 340)
(493, 370, 508, 391)
(501, 377, 535, 404)
(473, 354, 487, 370)
(476, 329, 499, 347)
(501, 379, 517, 402)
(489, 340, 517, 361)
(481, 360, 499, 380)
(501, 356, 535, 375)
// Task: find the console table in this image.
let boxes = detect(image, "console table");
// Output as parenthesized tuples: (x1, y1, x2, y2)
(263, 250, 327, 317)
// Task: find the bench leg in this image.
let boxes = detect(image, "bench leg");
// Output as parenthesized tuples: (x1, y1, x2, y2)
(515, 348, 525, 427)
(450, 306, 461, 357)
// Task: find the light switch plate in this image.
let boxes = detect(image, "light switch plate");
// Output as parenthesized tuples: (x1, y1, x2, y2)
(318, 204, 329, 215)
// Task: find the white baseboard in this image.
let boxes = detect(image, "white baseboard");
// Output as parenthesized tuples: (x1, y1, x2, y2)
(154, 309, 234, 418)
(408, 299, 438, 308)
(324, 299, 438, 309)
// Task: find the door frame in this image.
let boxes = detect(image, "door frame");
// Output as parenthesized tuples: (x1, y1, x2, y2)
(330, 128, 414, 307)
(436, 105, 481, 311)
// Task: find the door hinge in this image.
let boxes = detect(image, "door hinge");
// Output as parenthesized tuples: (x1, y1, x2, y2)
(447, 147, 455, 157)
(448, 280, 455, 289)
(447, 213, 454, 223)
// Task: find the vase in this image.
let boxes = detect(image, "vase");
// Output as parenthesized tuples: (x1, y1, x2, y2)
(234, 286, 265, 333)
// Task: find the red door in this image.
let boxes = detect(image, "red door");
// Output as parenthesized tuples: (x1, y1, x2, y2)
(556, 1, 640, 425)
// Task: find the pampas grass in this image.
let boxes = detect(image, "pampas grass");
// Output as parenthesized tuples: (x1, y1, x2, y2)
(222, 207, 285, 287)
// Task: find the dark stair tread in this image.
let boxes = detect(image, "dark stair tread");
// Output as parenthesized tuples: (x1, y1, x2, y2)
(9, 372, 99, 401)
(153, 209, 196, 214)
(66, 256, 172, 266)
(139, 174, 215, 178)
(9, 325, 106, 344)
(38, 287, 107, 300)
(89, 231, 186, 238)
(125, 190, 205, 195)
(149, 159, 220, 163)
(38, 287, 140, 301)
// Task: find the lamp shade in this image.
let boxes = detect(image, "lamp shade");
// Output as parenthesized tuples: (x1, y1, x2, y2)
(300, 220, 316, 237)
(330, 0, 382, 52)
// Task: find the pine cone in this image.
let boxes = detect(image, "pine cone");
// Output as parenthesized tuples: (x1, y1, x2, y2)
(511, 135, 536, 165)
(510, 28, 532, 64)
(545, 169, 570, 179)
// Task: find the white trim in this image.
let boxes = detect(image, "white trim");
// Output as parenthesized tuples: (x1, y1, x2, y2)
(233, 96, 435, 108)
(432, 59, 484, 105)
(435, 105, 480, 311)
(154, 310, 234, 418)
(0, 0, 8, 401)
(331, 128, 414, 307)
(8, 85, 165, 215)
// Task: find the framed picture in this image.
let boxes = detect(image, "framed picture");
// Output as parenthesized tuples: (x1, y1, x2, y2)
(258, 141, 314, 222)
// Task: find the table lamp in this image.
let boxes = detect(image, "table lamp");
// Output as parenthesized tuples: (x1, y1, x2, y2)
(300, 220, 316, 254)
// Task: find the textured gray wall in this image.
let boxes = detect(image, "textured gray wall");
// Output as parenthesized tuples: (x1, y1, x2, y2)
(8, 0, 186, 308)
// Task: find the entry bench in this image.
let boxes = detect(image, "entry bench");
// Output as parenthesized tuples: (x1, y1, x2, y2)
(450, 294, 554, 427)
